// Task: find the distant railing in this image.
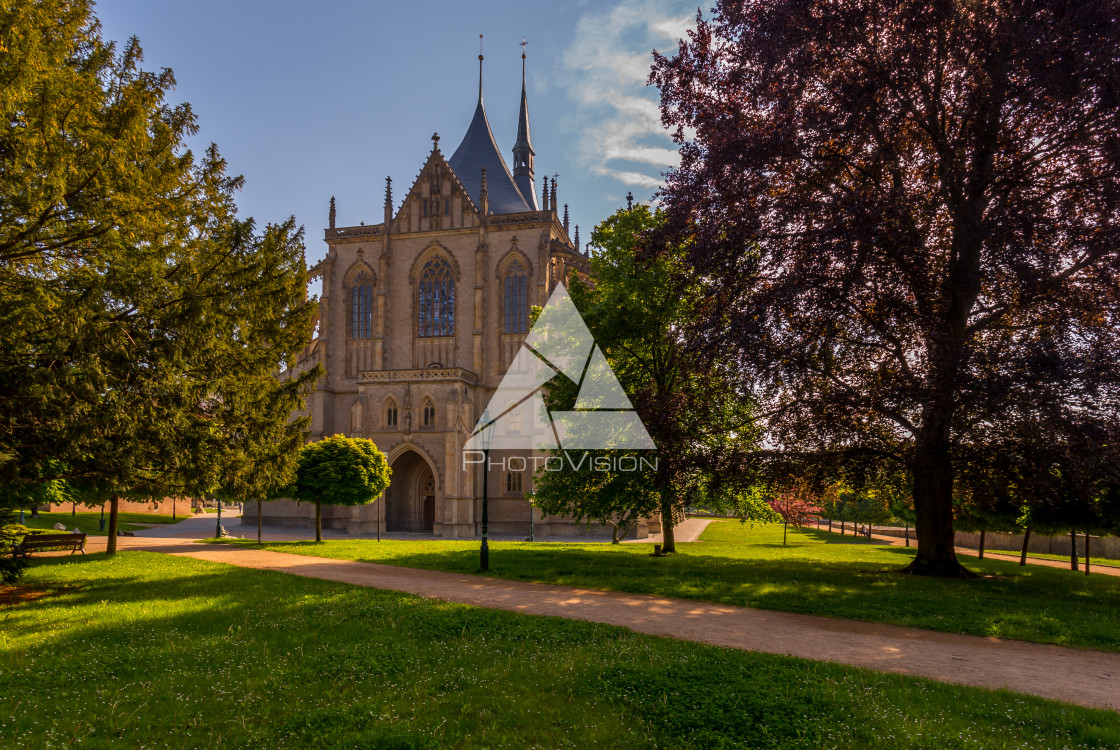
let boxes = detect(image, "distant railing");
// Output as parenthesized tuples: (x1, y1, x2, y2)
(359, 367, 478, 385)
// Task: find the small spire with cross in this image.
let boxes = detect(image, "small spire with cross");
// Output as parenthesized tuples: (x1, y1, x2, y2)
(431, 132, 440, 150)
(626, 191, 634, 210)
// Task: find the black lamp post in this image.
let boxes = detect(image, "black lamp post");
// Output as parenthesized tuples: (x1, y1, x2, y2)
(215, 496, 222, 539)
(480, 407, 492, 571)
(528, 489, 535, 542)
(99, 502, 105, 532)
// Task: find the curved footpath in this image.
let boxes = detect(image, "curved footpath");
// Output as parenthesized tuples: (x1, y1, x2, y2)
(82, 534, 1120, 712)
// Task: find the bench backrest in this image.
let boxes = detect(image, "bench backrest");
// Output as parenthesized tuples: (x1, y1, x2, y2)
(18, 533, 87, 548)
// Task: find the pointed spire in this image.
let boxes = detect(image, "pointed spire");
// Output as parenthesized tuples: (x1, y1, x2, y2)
(448, 40, 531, 215)
(432, 132, 440, 151)
(477, 34, 484, 104)
(573, 224, 579, 250)
(550, 177, 557, 215)
(329, 196, 336, 229)
(626, 191, 634, 211)
(512, 37, 538, 210)
(563, 204, 569, 235)
(384, 177, 392, 224)
(542, 179, 549, 212)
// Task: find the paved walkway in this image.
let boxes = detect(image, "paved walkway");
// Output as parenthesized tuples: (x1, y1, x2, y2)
(82, 535, 1120, 712)
(815, 524, 1120, 577)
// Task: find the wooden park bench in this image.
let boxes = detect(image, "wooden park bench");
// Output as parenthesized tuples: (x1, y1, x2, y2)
(14, 532, 87, 555)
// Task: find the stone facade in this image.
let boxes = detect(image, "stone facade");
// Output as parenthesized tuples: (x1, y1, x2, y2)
(245, 65, 650, 540)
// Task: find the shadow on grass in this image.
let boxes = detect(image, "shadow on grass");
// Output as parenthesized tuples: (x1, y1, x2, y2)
(5, 552, 1119, 749)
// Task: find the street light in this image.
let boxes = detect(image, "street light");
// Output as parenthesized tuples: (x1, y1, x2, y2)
(479, 407, 492, 571)
(527, 489, 535, 542)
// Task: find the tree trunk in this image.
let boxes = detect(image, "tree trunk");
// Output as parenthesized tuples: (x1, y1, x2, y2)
(257, 499, 263, 544)
(783, 519, 788, 546)
(1070, 528, 1079, 571)
(315, 499, 322, 543)
(1085, 531, 1090, 576)
(31, 506, 38, 518)
(828, 519, 832, 532)
(904, 524, 910, 547)
(1019, 528, 1031, 566)
(905, 437, 972, 577)
(72, 501, 76, 517)
(978, 528, 986, 560)
(840, 521, 845, 535)
(106, 496, 120, 556)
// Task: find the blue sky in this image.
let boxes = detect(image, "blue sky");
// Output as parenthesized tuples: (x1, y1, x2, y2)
(95, 0, 696, 268)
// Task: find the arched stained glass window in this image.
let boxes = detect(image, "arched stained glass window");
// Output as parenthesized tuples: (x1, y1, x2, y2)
(503, 260, 528, 334)
(418, 256, 455, 337)
(350, 271, 373, 339)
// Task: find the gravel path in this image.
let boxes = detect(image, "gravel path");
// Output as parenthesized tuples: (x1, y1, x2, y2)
(88, 536, 1120, 712)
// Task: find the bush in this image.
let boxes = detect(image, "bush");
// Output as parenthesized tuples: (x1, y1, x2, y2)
(0, 511, 31, 584)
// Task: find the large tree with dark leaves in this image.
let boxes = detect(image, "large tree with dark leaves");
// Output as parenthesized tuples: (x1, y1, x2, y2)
(652, 0, 1120, 575)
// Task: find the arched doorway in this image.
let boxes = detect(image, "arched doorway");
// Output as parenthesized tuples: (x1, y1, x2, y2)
(386, 449, 437, 532)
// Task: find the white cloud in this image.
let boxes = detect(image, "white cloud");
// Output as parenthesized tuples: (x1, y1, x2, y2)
(560, 0, 694, 190)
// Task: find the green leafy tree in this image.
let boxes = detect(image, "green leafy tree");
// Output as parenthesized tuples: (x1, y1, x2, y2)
(533, 205, 761, 553)
(293, 435, 391, 543)
(0, 2, 320, 553)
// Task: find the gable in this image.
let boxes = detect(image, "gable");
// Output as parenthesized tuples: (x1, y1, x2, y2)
(392, 147, 480, 234)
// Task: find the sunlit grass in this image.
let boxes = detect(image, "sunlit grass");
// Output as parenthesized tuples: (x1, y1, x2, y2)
(19, 511, 185, 536)
(211, 521, 1120, 651)
(2, 552, 1118, 748)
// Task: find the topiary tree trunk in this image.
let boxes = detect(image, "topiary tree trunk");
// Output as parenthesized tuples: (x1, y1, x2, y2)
(315, 498, 322, 543)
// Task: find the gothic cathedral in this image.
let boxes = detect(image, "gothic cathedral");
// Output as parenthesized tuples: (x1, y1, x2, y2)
(251, 53, 651, 539)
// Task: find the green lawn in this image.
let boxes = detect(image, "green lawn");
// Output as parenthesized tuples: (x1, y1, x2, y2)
(210, 521, 1120, 652)
(1, 552, 1117, 748)
(19, 511, 185, 536)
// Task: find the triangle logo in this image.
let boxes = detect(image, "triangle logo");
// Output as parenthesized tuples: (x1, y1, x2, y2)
(464, 282, 655, 452)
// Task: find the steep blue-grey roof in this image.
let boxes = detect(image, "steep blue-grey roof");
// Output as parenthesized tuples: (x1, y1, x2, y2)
(448, 94, 531, 215)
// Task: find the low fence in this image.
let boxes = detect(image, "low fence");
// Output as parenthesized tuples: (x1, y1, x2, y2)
(851, 523, 1120, 559)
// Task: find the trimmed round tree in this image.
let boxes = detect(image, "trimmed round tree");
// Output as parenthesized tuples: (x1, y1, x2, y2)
(293, 435, 391, 542)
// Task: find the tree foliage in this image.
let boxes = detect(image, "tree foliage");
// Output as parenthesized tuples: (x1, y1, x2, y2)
(293, 435, 391, 542)
(532, 205, 761, 551)
(0, 0, 320, 552)
(651, 0, 1120, 576)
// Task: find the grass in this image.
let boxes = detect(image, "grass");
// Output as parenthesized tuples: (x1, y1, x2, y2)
(2, 552, 1118, 748)
(19, 511, 185, 536)
(210, 521, 1120, 652)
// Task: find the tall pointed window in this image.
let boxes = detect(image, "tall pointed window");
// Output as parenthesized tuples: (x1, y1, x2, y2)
(385, 399, 398, 429)
(418, 256, 455, 337)
(422, 398, 436, 428)
(350, 271, 373, 339)
(503, 260, 528, 333)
